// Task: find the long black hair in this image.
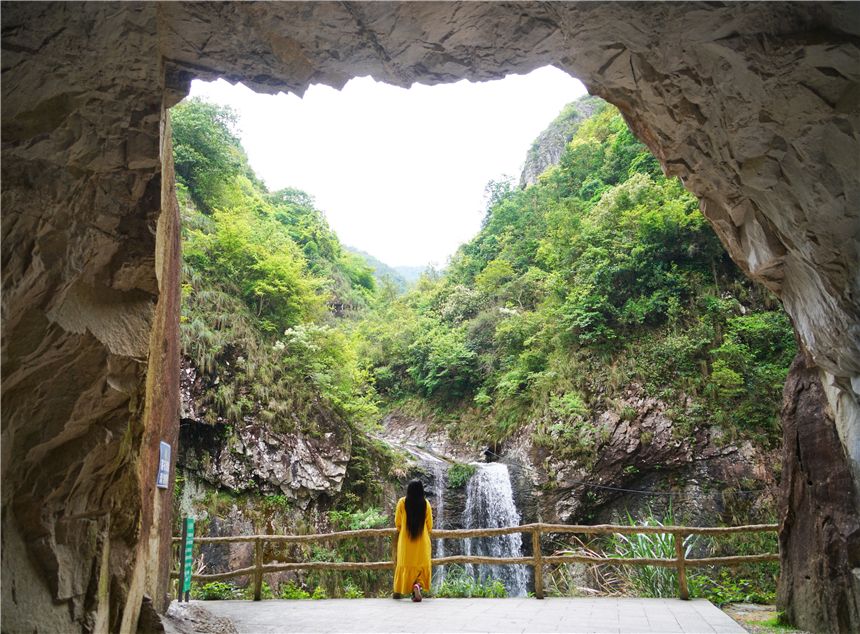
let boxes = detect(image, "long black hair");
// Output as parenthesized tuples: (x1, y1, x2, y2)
(404, 479, 427, 541)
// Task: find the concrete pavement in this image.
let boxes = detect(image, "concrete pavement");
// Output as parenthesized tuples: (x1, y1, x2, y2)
(193, 597, 746, 633)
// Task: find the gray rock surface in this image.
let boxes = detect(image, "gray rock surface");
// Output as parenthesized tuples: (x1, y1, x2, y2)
(519, 95, 603, 188)
(178, 418, 350, 510)
(178, 361, 351, 508)
(2, 2, 858, 632)
(163, 602, 238, 634)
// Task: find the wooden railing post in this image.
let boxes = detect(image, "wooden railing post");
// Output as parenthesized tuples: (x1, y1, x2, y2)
(532, 528, 544, 599)
(674, 533, 689, 600)
(254, 538, 264, 601)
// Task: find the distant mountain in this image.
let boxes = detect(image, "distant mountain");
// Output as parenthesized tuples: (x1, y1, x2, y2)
(519, 94, 604, 188)
(343, 246, 409, 293)
(392, 265, 429, 284)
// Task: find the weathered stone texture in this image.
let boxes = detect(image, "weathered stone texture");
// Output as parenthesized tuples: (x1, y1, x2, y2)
(779, 355, 860, 633)
(177, 415, 351, 511)
(2, 3, 177, 633)
(384, 398, 781, 530)
(519, 94, 603, 188)
(2, 2, 859, 632)
(158, 0, 860, 397)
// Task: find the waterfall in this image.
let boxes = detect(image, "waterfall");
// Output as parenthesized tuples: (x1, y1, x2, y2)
(429, 461, 446, 590)
(463, 462, 529, 597)
(393, 442, 450, 592)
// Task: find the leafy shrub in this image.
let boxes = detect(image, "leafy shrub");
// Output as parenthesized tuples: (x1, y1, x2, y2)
(436, 565, 507, 598)
(548, 392, 588, 420)
(344, 582, 364, 599)
(172, 98, 244, 212)
(603, 507, 700, 598)
(262, 495, 291, 510)
(279, 581, 310, 600)
(618, 406, 638, 422)
(309, 545, 343, 563)
(328, 506, 388, 531)
(447, 463, 477, 489)
(243, 581, 275, 600)
(311, 586, 327, 600)
(688, 503, 779, 606)
(689, 568, 774, 606)
(192, 581, 242, 600)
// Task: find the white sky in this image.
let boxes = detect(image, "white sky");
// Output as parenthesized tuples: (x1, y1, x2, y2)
(188, 66, 587, 268)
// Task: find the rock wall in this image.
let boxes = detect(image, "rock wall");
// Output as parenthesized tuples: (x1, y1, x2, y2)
(385, 402, 780, 531)
(2, 4, 179, 633)
(778, 355, 860, 633)
(385, 405, 780, 597)
(519, 94, 603, 188)
(2, 2, 858, 631)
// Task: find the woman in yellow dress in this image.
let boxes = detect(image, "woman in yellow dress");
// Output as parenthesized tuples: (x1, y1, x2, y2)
(393, 479, 433, 601)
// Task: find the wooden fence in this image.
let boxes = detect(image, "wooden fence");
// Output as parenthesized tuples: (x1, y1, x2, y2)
(171, 523, 779, 601)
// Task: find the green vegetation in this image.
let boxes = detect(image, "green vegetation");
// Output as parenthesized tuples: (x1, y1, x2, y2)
(435, 565, 508, 598)
(328, 506, 387, 531)
(175, 97, 380, 434)
(544, 504, 778, 603)
(522, 96, 603, 178)
(691, 498, 780, 606)
(192, 581, 243, 600)
(279, 581, 311, 600)
(447, 463, 477, 488)
(175, 93, 793, 466)
(344, 246, 410, 294)
(603, 507, 701, 598)
(352, 96, 794, 459)
(174, 97, 394, 598)
(174, 93, 793, 604)
(344, 582, 365, 599)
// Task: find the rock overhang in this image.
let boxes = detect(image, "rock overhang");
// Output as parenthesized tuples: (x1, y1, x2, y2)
(2, 2, 859, 632)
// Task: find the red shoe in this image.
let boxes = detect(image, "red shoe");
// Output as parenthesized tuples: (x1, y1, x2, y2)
(412, 583, 422, 602)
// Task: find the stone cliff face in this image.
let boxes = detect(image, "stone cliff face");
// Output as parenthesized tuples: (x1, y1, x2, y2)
(2, 4, 178, 633)
(519, 95, 603, 188)
(383, 398, 780, 531)
(2, 2, 858, 632)
(178, 363, 351, 510)
(778, 355, 860, 633)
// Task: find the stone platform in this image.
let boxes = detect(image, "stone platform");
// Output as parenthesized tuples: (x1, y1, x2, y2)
(191, 597, 745, 633)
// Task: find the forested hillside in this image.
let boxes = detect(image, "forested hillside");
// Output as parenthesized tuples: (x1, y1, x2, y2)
(343, 246, 410, 295)
(175, 98, 381, 432)
(174, 93, 793, 489)
(354, 96, 795, 462)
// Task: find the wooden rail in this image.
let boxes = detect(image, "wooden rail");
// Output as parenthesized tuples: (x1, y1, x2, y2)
(171, 522, 779, 600)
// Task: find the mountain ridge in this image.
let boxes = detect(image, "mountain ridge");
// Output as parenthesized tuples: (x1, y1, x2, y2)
(519, 94, 604, 188)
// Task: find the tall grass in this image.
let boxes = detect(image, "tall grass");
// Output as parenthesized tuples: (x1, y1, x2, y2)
(603, 506, 700, 598)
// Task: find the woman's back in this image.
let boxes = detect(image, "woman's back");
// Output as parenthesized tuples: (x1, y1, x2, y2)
(395, 497, 433, 566)
(393, 479, 433, 599)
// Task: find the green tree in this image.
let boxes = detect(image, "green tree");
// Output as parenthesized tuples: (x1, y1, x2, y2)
(172, 98, 246, 212)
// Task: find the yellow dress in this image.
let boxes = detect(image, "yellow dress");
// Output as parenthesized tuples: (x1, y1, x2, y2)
(393, 497, 433, 593)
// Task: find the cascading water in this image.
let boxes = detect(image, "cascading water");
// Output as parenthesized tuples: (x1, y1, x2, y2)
(429, 461, 447, 590)
(391, 441, 450, 591)
(463, 462, 529, 597)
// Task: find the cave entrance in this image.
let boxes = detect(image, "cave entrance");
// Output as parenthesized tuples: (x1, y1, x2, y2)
(173, 57, 789, 600)
(3, 3, 857, 633)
